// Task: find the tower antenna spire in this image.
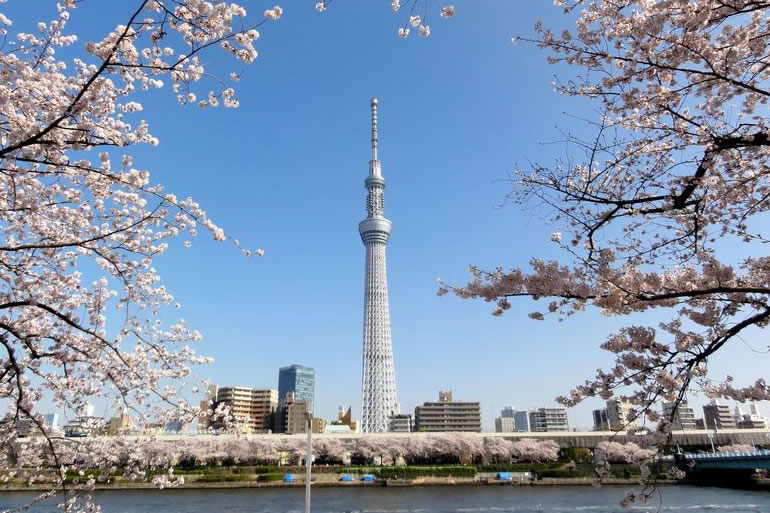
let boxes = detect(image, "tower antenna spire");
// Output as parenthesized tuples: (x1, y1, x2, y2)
(370, 97, 379, 161)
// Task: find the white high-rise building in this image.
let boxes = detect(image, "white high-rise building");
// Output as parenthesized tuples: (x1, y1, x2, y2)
(359, 97, 399, 433)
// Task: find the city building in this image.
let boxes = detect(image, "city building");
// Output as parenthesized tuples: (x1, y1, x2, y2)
(63, 405, 105, 437)
(495, 407, 516, 432)
(389, 413, 413, 433)
(495, 416, 515, 433)
(735, 403, 768, 429)
(513, 410, 531, 432)
(703, 400, 736, 430)
(104, 409, 134, 435)
(414, 390, 481, 432)
(1, 413, 64, 437)
(204, 385, 278, 433)
(593, 409, 610, 431)
(328, 405, 360, 433)
(278, 364, 315, 414)
(165, 419, 188, 433)
(311, 417, 326, 434)
(283, 392, 311, 435)
(606, 399, 636, 430)
(140, 423, 164, 436)
(662, 400, 697, 430)
(44, 413, 59, 432)
(529, 407, 569, 432)
(359, 98, 400, 433)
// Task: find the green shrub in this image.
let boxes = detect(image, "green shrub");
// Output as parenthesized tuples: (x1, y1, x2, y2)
(194, 473, 251, 483)
(376, 466, 477, 479)
(609, 464, 641, 478)
(252, 466, 278, 474)
(258, 473, 286, 482)
(478, 463, 560, 473)
(537, 469, 588, 479)
(172, 469, 206, 475)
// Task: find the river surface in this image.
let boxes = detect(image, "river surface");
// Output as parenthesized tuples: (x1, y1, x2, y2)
(0, 485, 768, 513)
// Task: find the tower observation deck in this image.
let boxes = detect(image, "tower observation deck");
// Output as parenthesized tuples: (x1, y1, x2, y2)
(359, 97, 399, 433)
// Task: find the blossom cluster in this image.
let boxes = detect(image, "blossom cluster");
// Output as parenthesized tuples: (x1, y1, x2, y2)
(443, 0, 770, 432)
(0, 0, 273, 508)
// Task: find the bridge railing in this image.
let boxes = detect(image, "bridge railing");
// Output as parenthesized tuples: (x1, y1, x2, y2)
(683, 449, 770, 460)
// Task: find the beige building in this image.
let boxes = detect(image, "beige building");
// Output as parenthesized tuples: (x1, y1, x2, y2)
(203, 385, 278, 433)
(105, 409, 134, 435)
(607, 399, 636, 431)
(311, 417, 326, 434)
(414, 390, 481, 432)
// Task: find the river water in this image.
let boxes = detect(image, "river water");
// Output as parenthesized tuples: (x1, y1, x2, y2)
(0, 485, 768, 513)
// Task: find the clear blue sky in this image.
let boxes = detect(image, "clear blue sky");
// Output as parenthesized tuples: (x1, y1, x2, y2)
(7, 1, 768, 430)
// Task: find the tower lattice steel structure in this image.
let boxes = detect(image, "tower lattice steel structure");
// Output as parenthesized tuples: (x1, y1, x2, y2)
(359, 97, 399, 433)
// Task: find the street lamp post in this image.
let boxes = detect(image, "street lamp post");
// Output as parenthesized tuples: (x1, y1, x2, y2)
(305, 412, 312, 513)
(707, 432, 715, 453)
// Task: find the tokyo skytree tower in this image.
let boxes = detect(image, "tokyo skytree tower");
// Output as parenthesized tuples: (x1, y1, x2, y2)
(359, 97, 399, 433)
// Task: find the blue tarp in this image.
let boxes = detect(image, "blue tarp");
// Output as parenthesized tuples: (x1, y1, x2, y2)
(362, 475, 376, 482)
(284, 474, 294, 482)
(340, 474, 354, 482)
(496, 472, 513, 481)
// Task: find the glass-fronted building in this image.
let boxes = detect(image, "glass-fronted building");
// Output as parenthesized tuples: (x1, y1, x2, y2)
(278, 364, 315, 413)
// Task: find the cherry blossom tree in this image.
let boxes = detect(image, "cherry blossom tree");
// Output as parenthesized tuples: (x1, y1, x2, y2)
(510, 438, 559, 463)
(483, 436, 513, 463)
(0, 0, 282, 507)
(595, 441, 655, 464)
(442, 0, 770, 434)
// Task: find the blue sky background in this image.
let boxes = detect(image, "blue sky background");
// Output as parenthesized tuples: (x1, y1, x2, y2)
(5, 1, 769, 430)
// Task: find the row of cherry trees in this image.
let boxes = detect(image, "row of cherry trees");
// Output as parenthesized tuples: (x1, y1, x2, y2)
(9, 434, 562, 473)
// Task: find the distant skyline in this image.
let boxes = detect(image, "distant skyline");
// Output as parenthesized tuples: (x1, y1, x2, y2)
(5, 2, 768, 431)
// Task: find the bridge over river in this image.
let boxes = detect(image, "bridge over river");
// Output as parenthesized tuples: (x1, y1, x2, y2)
(677, 449, 770, 470)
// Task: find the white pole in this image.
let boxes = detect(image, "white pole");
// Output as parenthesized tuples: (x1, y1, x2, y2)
(305, 415, 312, 513)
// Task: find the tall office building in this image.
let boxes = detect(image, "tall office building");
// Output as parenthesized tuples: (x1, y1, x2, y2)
(278, 364, 315, 413)
(359, 97, 399, 432)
